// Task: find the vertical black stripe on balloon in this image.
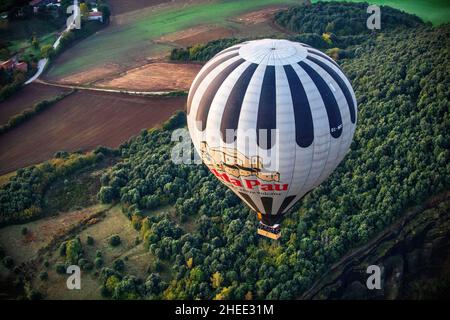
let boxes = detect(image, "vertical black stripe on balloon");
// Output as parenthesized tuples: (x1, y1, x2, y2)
(299, 61, 343, 138)
(196, 58, 245, 131)
(307, 56, 356, 124)
(283, 64, 314, 148)
(261, 197, 273, 215)
(220, 63, 258, 142)
(276, 195, 296, 215)
(239, 192, 260, 213)
(256, 65, 276, 149)
(187, 52, 239, 115)
(307, 49, 341, 70)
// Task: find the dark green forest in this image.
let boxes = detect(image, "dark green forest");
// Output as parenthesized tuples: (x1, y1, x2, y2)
(274, 1, 424, 36)
(0, 2, 449, 299)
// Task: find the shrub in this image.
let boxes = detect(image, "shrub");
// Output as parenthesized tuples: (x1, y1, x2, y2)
(109, 235, 121, 247)
(66, 238, 83, 264)
(59, 241, 67, 256)
(55, 263, 66, 274)
(113, 259, 125, 272)
(94, 257, 103, 269)
(80, 260, 93, 271)
(86, 235, 94, 245)
(100, 285, 110, 297)
(39, 271, 48, 281)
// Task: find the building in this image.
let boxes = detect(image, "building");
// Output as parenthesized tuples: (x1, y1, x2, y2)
(88, 11, 103, 23)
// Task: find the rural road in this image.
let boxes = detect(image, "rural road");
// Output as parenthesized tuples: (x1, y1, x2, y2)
(25, 0, 79, 85)
(36, 79, 178, 97)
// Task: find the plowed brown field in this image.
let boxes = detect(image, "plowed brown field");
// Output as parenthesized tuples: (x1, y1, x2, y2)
(0, 83, 71, 125)
(0, 90, 186, 174)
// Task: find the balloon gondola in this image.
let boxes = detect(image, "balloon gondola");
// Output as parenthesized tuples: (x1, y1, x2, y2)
(187, 39, 357, 240)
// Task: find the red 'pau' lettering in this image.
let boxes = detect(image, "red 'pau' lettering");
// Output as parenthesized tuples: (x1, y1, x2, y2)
(275, 184, 288, 191)
(245, 179, 260, 189)
(209, 169, 288, 191)
(230, 178, 242, 187)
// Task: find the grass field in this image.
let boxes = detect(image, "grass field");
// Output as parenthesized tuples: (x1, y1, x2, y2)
(46, 0, 299, 80)
(315, 0, 450, 25)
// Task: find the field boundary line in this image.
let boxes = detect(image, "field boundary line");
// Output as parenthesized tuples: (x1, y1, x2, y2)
(35, 80, 187, 97)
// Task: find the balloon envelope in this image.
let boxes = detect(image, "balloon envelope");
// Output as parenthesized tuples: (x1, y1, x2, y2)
(187, 39, 357, 225)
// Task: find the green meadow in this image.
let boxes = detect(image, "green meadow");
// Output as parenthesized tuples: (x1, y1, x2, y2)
(47, 0, 299, 78)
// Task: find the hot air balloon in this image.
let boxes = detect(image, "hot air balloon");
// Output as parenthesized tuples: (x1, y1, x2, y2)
(187, 39, 357, 240)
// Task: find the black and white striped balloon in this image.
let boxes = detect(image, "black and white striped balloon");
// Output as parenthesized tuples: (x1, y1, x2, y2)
(187, 39, 357, 225)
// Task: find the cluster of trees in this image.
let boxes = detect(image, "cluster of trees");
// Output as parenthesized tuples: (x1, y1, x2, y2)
(97, 17, 449, 299)
(0, 70, 27, 102)
(170, 38, 242, 62)
(0, 150, 113, 226)
(274, 1, 424, 36)
(0, 90, 74, 133)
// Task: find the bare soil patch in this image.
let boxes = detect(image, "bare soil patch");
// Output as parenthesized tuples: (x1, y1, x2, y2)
(0, 91, 186, 174)
(46, 64, 122, 86)
(95, 62, 202, 91)
(232, 6, 286, 25)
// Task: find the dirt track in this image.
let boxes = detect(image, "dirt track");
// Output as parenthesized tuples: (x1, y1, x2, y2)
(0, 90, 186, 174)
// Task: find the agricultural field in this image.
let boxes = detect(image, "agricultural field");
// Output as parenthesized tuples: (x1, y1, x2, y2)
(94, 62, 202, 91)
(0, 83, 70, 125)
(0, 90, 186, 174)
(108, 0, 172, 15)
(45, 0, 299, 84)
